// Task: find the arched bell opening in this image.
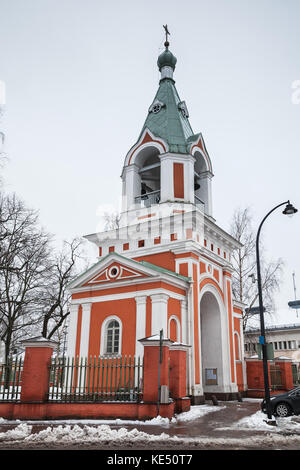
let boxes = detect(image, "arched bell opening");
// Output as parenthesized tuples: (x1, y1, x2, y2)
(135, 146, 161, 207)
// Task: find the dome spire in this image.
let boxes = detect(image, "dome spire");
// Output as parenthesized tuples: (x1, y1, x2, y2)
(158, 25, 177, 80)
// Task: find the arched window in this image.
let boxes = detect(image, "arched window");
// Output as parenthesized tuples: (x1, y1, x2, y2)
(234, 332, 241, 361)
(168, 315, 181, 342)
(106, 320, 120, 354)
(100, 316, 122, 356)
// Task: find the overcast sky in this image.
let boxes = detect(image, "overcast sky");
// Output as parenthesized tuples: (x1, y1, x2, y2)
(0, 0, 299, 326)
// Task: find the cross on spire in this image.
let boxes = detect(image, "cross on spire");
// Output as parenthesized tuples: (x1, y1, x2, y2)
(163, 24, 170, 47)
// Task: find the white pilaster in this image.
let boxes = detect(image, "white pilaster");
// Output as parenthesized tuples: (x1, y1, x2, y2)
(135, 296, 147, 358)
(180, 299, 188, 344)
(79, 302, 92, 358)
(66, 303, 79, 358)
(150, 293, 169, 337)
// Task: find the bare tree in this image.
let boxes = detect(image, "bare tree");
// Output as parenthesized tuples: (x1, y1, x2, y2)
(230, 207, 283, 331)
(0, 104, 7, 187)
(39, 237, 84, 344)
(0, 192, 52, 362)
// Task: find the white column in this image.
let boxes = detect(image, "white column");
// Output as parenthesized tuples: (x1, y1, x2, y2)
(160, 154, 174, 203)
(180, 299, 188, 344)
(79, 302, 92, 358)
(135, 296, 147, 358)
(198, 171, 213, 217)
(150, 293, 169, 337)
(123, 164, 141, 211)
(66, 303, 79, 358)
(183, 155, 195, 203)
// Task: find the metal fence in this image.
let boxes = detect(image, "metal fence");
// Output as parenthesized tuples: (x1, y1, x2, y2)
(48, 355, 144, 402)
(292, 363, 300, 386)
(270, 364, 283, 391)
(0, 358, 23, 401)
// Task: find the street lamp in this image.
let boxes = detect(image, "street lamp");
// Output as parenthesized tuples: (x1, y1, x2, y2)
(256, 200, 297, 423)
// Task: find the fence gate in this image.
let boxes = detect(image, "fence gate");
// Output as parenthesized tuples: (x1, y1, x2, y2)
(48, 355, 143, 403)
(270, 364, 282, 391)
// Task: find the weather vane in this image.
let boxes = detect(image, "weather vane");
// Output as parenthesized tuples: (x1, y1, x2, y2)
(163, 24, 170, 47)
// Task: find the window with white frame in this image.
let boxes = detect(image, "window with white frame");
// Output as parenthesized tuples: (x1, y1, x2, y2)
(106, 320, 120, 354)
(101, 317, 122, 356)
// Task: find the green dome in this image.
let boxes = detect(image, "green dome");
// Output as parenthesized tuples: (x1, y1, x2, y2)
(157, 47, 177, 71)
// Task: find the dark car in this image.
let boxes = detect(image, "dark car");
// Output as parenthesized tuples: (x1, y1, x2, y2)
(261, 387, 300, 417)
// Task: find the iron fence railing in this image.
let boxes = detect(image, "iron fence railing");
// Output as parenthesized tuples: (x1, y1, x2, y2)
(0, 358, 23, 401)
(270, 365, 283, 391)
(135, 190, 160, 208)
(48, 355, 144, 402)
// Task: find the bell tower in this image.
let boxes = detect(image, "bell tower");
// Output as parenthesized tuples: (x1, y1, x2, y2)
(120, 36, 214, 227)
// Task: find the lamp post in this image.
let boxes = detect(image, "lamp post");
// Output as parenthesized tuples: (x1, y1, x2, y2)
(256, 200, 297, 422)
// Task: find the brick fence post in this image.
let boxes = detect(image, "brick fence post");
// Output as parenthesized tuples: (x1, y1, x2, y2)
(139, 335, 173, 403)
(169, 343, 190, 398)
(275, 358, 293, 391)
(169, 343, 191, 413)
(20, 336, 58, 403)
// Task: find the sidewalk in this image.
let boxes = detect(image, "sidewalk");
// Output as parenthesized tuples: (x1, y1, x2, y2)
(1, 399, 300, 450)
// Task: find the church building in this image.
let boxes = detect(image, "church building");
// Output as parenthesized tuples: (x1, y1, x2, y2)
(66, 33, 247, 403)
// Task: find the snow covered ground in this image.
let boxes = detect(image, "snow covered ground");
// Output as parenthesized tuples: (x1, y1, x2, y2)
(1, 402, 300, 450)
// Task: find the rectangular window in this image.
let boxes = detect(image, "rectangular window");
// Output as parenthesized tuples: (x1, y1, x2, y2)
(205, 368, 218, 385)
(283, 341, 287, 349)
(274, 342, 278, 350)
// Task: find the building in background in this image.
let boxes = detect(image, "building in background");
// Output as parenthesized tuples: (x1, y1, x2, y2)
(66, 35, 247, 403)
(244, 324, 300, 363)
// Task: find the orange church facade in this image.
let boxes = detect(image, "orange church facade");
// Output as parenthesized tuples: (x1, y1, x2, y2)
(66, 40, 247, 403)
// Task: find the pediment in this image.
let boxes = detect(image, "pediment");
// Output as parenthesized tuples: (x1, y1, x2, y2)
(68, 253, 155, 291)
(82, 261, 147, 286)
(68, 252, 190, 292)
